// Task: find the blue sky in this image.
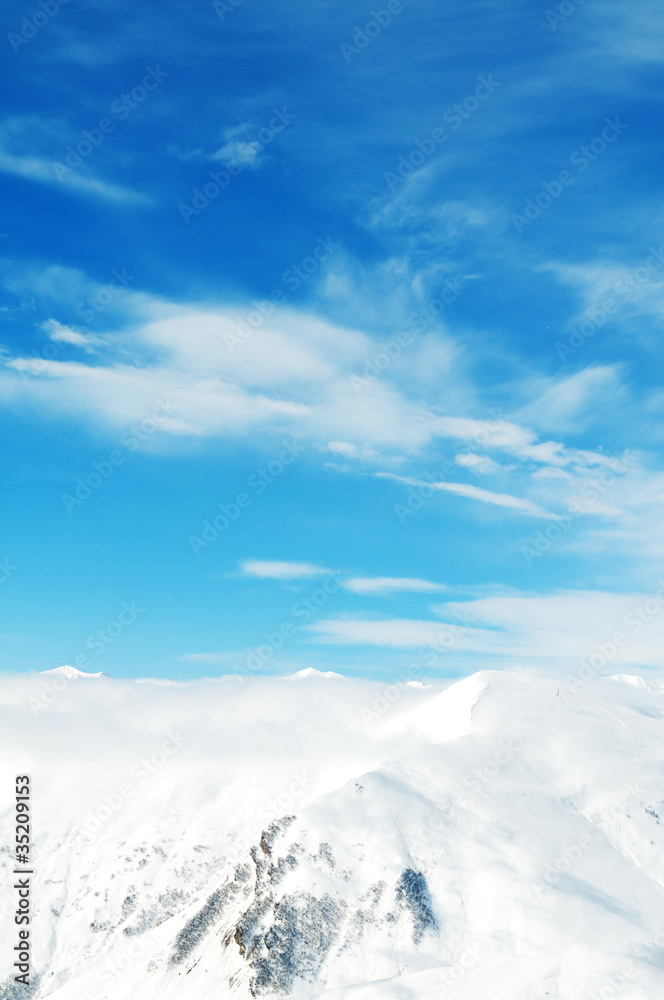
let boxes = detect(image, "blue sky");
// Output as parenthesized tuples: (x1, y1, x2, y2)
(2, 0, 664, 680)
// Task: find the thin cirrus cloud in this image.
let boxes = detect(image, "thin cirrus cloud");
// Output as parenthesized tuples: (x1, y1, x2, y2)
(42, 319, 104, 353)
(0, 273, 644, 544)
(0, 146, 147, 205)
(375, 472, 560, 520)
(0, 292, 619, 467)
(454, 453, 503, 474)
(306, 589, 664, 670)
(0, 115, 149, 205)
(239, 560, 332, 580)
(239, 567, 448, 595)
(343, 577, 448, 595)
(305, 617, 473, 649)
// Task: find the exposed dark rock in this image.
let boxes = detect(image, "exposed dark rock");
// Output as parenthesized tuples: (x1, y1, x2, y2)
(171, 878, 242, 964)
(259, 817, 297, 857)
(0, 973, 40, 1000)
(239, 892, 346, 996)
(120, 893, 137, 921)
(395, 869, 438, 943)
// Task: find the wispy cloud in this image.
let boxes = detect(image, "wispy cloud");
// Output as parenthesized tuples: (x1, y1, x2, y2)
(174, 117, 285, 172)
(210, 128, 264, 170)
(454, 453, 503, 474)
(0, 116, 148, 205)
(42, 319, 104, 353)
(307, 617, 463, 648)
(0, 147, 147, 205)
(307, 587, 664, 671)
(326, 441, 379, 461)
(343, 577, 447, 595)
(240, 559, 332, 580)
(376, 472, 560, 520)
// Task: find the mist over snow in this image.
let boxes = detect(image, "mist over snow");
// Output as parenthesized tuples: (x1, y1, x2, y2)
(1, 667, 664, 999)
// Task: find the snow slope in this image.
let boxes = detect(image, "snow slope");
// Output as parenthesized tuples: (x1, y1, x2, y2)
(0, 668, 663, 999)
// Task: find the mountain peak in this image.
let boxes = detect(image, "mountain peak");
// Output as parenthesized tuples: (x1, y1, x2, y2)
(40, 665, 109, 679)
(284, 668, 344, 681)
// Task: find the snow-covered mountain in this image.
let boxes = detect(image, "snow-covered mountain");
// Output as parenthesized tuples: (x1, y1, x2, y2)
(1, 667, 663, 999)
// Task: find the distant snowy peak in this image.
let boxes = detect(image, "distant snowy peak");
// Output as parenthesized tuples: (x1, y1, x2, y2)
(40, 664, 109, 679)
(284, 668, 344, 681)
(606, 673, 664, 692)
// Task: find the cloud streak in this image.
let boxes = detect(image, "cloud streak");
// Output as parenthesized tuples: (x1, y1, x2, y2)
(377, 472, 560, 520)
(240, 560, 332, 580)
(343, 577, 448, 595)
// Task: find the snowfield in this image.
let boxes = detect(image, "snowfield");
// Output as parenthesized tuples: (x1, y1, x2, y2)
(1, 666, 663, 999)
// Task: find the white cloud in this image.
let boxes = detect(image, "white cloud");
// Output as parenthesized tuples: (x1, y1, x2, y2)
(544, 255, 664, 316)
(343, 577, 447, 595)
(0, 147, 147, 203)
(435, 588, 664, 666)
(0, 116, 148, 205)
(0, 301, 439, 448)
(240, 560, 331, 580)
(454, 452, 502, 474)
(208, 122, 267, 170)
(1, 269, 656, 550)
(170, 122, 268, 172)
(307, 587, 664, 670)
(377, 472, 560, 520)
(515, 365, 624, 433)
(434, 415, 612, 469)
(211, 138, 263, 170)
(42, 319, 103, 353)
(307, 618, 461, 648)
(326, 441, 378, 460)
